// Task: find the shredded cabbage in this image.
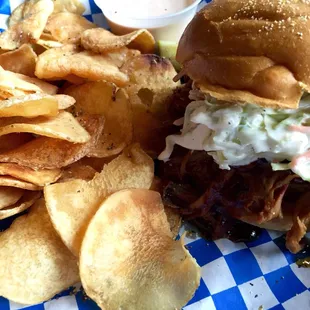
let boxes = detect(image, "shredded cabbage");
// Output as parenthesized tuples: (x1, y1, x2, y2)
(159, 94, 310, 181)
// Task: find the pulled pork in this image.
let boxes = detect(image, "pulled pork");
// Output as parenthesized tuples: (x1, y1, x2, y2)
(286, 192, 310, 253)
(158, 148, 310, 253)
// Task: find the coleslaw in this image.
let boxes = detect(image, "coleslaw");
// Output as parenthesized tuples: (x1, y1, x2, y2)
(159, 92, 310, 181)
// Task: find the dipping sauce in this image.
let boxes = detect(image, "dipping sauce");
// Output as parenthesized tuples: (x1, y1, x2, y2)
(94, 0, 201, 41)
(109, 0, 196, 18)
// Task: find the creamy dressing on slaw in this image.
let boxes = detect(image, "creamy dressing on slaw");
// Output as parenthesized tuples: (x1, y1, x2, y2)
(159, 92, 310, 181)
(106, 0, 195, 18)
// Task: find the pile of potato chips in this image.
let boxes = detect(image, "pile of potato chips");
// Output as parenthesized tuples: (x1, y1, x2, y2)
(0, 0, 201, 309)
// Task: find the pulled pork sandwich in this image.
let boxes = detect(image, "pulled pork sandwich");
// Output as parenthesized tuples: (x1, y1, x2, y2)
(159, 0, 310, 253)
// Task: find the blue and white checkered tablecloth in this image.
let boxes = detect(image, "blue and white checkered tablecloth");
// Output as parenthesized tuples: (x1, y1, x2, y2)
(0, 0, 310, 309)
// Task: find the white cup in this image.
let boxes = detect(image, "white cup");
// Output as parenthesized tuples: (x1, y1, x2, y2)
(94, 0, 202, 42)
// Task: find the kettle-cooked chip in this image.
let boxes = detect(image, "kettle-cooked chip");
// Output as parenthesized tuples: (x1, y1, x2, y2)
(0, 163, 61, 186)
(0, 115, 104, 169)
(53, 0, 85, 14)
(39, 33, 56, 41)
(0, 45, 37, 76)
(58, 162, 97, 183)
(0, 94, 58, 118)
(0, 70, 42, 93)
(12, 73, 58, 95)
(8, 2, 25, 27)
(35, 44, 129, 86)
(54, 94, 76, 109)
(63, 74, 85, 85)
(108, 48, 141, 67)
(0, 176, 41, 191)
(33, 33, 63, 52)
(45, 13, 96, 44)
(122, 54, 179, 156)
(0, 88, 25, 100)
(81, 28, 155, 54)
(0, 69, 58, 97)
(0, 0, 54, 50)
(0, 94, 72, 118)
(0, 199, 79, 304)
(36, 38, 63, 49)
(0, 187, 24, 210)
(0, 111, 90, 143)
(79, 189, 201, 310)
(122, 54, 179, 116)
(37, 37, 62, 48)
(44, 144, 154, 256)
(0, 191, 40, 220)
(78, 156, 115, 172)
(65, 81, 132, 158)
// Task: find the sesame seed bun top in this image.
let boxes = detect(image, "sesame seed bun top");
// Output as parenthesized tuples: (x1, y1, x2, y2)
(177, 0, 310, 109)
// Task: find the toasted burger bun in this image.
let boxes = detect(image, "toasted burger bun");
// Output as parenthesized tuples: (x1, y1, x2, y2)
(177, 0, 310, 109)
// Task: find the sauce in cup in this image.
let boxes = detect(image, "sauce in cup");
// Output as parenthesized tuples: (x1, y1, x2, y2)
(108, 0, 196, 18)
(94, 0, 202, 41)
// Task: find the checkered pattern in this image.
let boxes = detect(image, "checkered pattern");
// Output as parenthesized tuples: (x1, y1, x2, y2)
(0, 230, 308, 310)
(0, 0, 308, 309)
(183, 231, 310, 310)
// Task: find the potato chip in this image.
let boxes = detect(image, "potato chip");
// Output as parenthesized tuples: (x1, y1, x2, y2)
(36, 38, 63, 49)
(81, 28, 155, 54)
(0, 44, 37, 76)
(0, 94, 71, 118)
(45, 13, 96, 44)
(31, 34, 58, 55)
(65, 81, 132, 157)
(40, 33, 56, 41)
(54, 94, 76, 109)
(0, 187, 24, 210)
(23, 0, 50, 19)
(0, 69, 58, 98)
(122, 54, 179, 116)
(8, 2, 25, 27)
(0, 176, 41, 191)
(0, 111, 90, 143)
(0, 133, 33, 153)
(0, 115, 104, 169)
(0, 199, 79, 304)
(12, 72, 58, 95)
(0, 94, 58, 118)
(0, 67, 57, 101)
(80, 189, 201, 310)
(44, 144, 154, 255)
(122, 54, 179, 156)
(53, 0, 85, 14)
(0, 70, 42, 93)
(0, 191, 40, 220)
(0, 163, 61, 186)
(79, 156, 116, 172)
(58, 162, 97, 183)
(0, 88, 24, 100)
(108, 48, 141, 67)
(35, 44, 129, 86)
(63, 74, 85, 85)
(0, 0, 54, 50)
